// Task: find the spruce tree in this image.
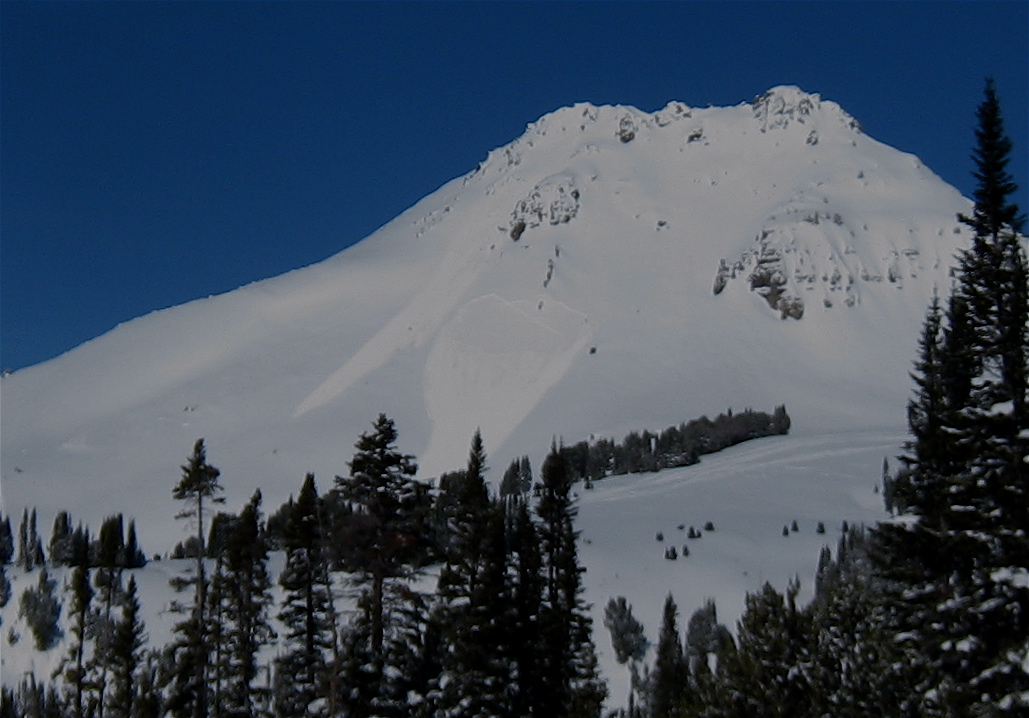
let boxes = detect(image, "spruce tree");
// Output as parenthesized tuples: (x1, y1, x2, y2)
(713, 581, 812, 718)
(435, 430, 509, 716)
(89, 545, 124, 718)
(214, 490, 275, 718)
(48, 511, 74, 567)
(55, 564, 93, 718)
(0, 564, 10, 612)
(876, 78, 1029, 713)
(0, 514, 13, 565)
(508, 497, 545, 717)
(19, 567, 62, 651)
(603, 596, 647, 715)
(951, 77, 1029, 548)
(893, 292, 948, 519)
(17, 508, 44, 570)
(536, 444, 606, 718)
(274, 474, 332, 718)
(167, 438, 224, 718)
(648, 594, 689, 718)
(107, 575, 148, 718)
(29, 508, 45, 568)
(124, 521, 146, 569)
(334, 413, 431, 708)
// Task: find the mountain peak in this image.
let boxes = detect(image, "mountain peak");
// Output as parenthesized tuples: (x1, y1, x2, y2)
(751, 85, 860, 133)
(1, 87, 971, 550)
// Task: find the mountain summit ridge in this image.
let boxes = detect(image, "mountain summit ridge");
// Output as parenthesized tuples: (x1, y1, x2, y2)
(1, 87, 971, 548)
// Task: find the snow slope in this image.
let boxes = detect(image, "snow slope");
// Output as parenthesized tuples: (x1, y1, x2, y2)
(2, 85, 969, 558)
(0, 427, 898, 705)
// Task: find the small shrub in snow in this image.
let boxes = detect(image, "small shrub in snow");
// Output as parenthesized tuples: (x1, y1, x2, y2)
(656, 531, 664, 542)
(704, 521, 715, 531)
(664, 546, 678, 560)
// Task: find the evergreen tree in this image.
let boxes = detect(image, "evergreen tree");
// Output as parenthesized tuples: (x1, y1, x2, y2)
(19, 567, 62, 651)
(0, 564, 10, 613)
(18, 508, 45, 570)
(508, 497, 545, 717)
(684, 599, 734, 713)
(17, 508, 28, 570)
(436, 430, 511, 716)
(536, 444, 606, 718)
(647, 594, 689, 718)
(107, 575, 148, 718)
(949, 78, 1029, 546)
(214, 490, 275, 718)
(274, 474, 332, 718)
(716, 581, 811, 718)
(893, 292, 948, 518)
(167, 438, 224, 718)
(48, 511, 74, 567)
(0, 514, 13, 565)
(91, 516, 127, 718)
(124, 521, 146, 569)
(334, 413, 432, 709)
(603, 596, 647, 715)
(55, 564, 93, 718)
(808, 528, 906, 718)
(876, 78, 1029, 713)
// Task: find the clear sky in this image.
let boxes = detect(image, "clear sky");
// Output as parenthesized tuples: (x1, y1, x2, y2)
(2, 1, 1026, 371)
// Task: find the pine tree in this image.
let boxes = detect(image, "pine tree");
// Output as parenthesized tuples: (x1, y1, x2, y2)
(950, 77, 1029, 547)
(107, 575, 148, 718)
(274, 474, 332, 718)
(536, 444, 606, 718)
(19, 567, 62, 651)
(334, 413, 431, 708)
(214, 490, 275, 718)
(876, 78, 1029, 713)
(124, 521, 146, 569)
(0, 564, 10, 612)
(435, 430, 509, 716)
(48, 511, 74, 567)
(647, 594, 689, 718)
(893, 292, 947, 519)
(55, 564, 93, 718)
(0, 514, 13, 565)
(717, 581, 811, 718)
(603, 596, 647, 715)
(508, 497, 545, 717)
(91, 516, 127, 718)
(29, 508, 45, 568)
(17, 509, 28, 570)
(167, 438, 224, 718)
(18, 508, 44, 570)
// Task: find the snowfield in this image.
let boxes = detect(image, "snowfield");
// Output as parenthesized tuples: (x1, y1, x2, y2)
(2, 426, 899, 706)
(1, 87, 971, 704)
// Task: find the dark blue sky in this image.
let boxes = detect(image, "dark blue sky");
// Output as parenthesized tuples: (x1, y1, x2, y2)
(2, 1, 1026, 371)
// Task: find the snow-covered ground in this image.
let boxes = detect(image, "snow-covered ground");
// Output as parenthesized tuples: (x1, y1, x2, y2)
(578, 426, 898, 706)
(1, 425, 899, 712)
(0, 86, 968, 707)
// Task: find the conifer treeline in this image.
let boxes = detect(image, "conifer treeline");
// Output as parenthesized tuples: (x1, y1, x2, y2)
(1, 418, 608, 718)
(557, 406, 790, 483)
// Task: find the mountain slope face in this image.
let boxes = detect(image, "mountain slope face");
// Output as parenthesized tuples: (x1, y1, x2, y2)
(1, 87, 970, 549)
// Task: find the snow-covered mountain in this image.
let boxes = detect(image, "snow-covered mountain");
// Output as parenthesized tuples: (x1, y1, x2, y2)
(1, 86, 970, 554)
